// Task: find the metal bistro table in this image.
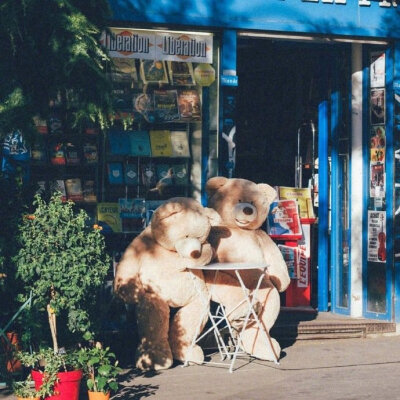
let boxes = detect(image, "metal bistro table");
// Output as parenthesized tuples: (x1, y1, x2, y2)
(184, 262, 279, 373)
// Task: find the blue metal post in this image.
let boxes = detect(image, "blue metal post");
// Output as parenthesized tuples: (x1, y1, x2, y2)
(318, 100, 329, 311)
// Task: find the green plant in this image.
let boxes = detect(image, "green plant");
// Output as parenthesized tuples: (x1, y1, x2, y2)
(12, 374, 39, 398)
(77, 344, 121, 394)
(18, 348, 81, 398)
(14, 192, 111, 354)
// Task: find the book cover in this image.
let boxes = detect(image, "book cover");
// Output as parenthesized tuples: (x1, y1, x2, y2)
(48, 111, 63, 135)
(108, 130, 131, 155)
(49, 180, 67, 202)
(267, 199, 302, 240)
(177, 89, 201, 121)
(33, 116, 48, 134)
(112, 87, 133, 111)
(153, 90, 180, 122)
(49, 142, 66, 165)
(140, 162, 157, 188)
(65, 178, 84, 202)
(111, 57, 138, 84)
(278, 186, 315, 221)
(172, 163, 188, 186)
(124, 163, 139, 186)
(149, 130, 173, 157)
(82, 180, 97, 203)
(65, 142, 81, 166)
(31, 140, 47, 165)
(140, 60, 169, 84)
(97, 202, 122, 233)
(170, 130, 190, 157)
(119, 198, 146, 232)
(278, 245, 297, 279)
(156, 164, 171, 181)
(83, 142, 98, 165)
(107, 163, 124, 184)
(133, 92, 155, 123)
(167, 61, 195, 86)
(128, 130, 151, 157)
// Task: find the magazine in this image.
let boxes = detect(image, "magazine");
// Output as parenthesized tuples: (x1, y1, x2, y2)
(149, 130, 173, 157)
(172, 163, 188, 186)
(140, 60, 169, 84)
(33, 116, 48, 134)
(145, 200, 165, 225)
(177, 89, 201, 121)
(167, 61, 195, 86)
(267, 199, 302, 240)
(82, 180, 97, 203)
(153, 90, 180, 122)
(140, 162, 157, 188)
(97, 202, 122, 233)
(278, 186, 315, 221)
(111, 57, 139, 84)
(278, 245, 309, 287)
(83, 142, 98, 165)
(128, 130, 151, 157)
(107, 163, 124, 185)
(31, 140, 47, 165)
(132, 92, 155, 123)
(49, 142, 66, 166)
(124, 163, 139, 186)
(65, 178, 84, 202)
(108, 130, 131, 155)
(65, 142, 81, 166)
(170, 130, 190, 157)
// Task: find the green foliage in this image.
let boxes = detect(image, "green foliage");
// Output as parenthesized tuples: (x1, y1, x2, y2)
(15, 193, 111, 349)
(0, 0, 114, 140)
(77, 345, 121, 394)
(12, 374, 39, 398)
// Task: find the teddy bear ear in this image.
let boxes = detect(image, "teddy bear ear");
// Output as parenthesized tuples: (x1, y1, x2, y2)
(257, 183, 277, 205)
(153, 201, 183, 221)
(206, 176, 228, 198)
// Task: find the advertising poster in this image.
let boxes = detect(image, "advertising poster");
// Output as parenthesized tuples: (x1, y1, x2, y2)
(370, 88, 385, 125)
(370, 51, 385, 88)
(368, 211, 386, 263)
(370, 162, 385, 198)
(278, 186, 315, 221)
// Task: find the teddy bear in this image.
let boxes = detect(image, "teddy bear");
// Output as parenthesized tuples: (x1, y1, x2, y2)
(113, 197, 220, 371)
(204, 177, 291, 361)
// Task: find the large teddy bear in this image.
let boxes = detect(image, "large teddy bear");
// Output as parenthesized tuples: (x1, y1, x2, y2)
(205, 177, 291, 361)
(113, 197, 220, 371)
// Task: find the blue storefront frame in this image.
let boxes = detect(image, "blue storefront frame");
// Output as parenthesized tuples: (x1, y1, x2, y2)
(108, 1, 400, 319)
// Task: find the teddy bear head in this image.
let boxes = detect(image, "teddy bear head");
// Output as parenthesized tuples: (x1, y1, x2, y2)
(206, 177, 277, 230)
(151, 197, 220, 262)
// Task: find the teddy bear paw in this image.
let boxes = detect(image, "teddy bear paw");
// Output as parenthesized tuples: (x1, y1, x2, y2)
(135, 346, 173, 371)
(180, 344, 205, 365)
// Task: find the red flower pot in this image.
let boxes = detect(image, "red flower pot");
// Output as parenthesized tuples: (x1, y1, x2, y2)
(31, 369, 82, 400)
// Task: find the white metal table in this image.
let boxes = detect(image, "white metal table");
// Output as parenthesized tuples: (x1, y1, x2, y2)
(183, 262, 279, 373)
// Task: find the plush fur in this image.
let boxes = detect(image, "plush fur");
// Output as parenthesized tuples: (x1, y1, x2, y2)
(205, 177, 291, 361)
(113, 197, 220, 371)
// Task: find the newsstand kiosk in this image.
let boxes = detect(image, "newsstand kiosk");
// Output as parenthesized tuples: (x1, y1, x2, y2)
(267, 187, 316, 308)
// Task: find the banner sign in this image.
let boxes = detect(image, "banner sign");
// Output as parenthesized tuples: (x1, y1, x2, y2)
(102, 28, 213, 63)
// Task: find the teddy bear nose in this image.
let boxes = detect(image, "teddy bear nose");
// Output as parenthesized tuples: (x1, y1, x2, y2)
(243, 206, 253, 215)
(191, 250, 201, 259)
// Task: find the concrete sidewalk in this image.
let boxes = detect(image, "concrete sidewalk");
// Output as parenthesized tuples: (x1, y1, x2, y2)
(2, 334, 400, 399)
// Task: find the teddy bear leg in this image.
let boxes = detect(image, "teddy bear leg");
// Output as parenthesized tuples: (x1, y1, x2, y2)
(169, 297, 208, 364)
(239, 286, 282, 362)
(135, 293, 173, 371)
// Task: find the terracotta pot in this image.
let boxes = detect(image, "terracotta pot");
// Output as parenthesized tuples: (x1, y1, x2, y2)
(16, 396, 40, 400)
(31, 369, 82, 400)
(88, 391, 111, 400)
(1, 331, 22, 372)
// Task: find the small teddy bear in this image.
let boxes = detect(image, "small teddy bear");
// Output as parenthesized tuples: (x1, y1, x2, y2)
(205, 177, 291, 361)
(113, 197, 220, 371)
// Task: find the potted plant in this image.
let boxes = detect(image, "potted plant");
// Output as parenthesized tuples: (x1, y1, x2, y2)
(14, 193, 111, 399)
(78, 344, 121, 400)
(12, 374, 40, 400)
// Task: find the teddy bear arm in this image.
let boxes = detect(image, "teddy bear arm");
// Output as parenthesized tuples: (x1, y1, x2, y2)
(256, 231, 291, 292)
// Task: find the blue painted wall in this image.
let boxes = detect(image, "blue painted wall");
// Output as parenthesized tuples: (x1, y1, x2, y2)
(109, 0, 400, 39)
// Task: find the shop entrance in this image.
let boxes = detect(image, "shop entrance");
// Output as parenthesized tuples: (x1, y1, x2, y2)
(235, 38, 351, 311)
